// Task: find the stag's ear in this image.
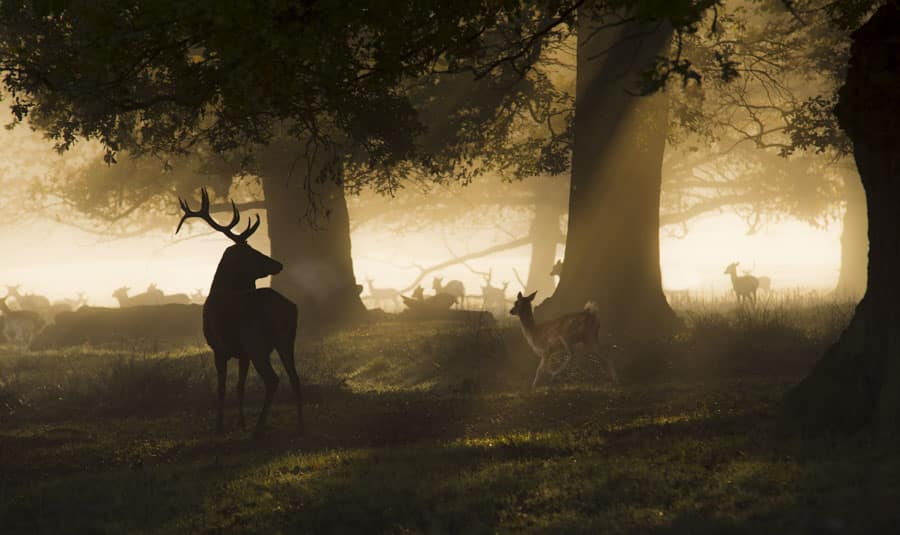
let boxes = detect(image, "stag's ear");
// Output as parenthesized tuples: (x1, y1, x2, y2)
(527, 291, 537, 301)
(517, 291, 523, 299)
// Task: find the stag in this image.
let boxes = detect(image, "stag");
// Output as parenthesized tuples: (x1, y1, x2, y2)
(724, 262, 759, 305)
(177, 188, 302, 437)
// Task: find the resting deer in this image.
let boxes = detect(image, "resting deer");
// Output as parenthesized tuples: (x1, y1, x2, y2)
(433, 277, 465, 308)
(5, 285, 50, 311)
(364, 278, 401, 310)
(510, 291, 616, 389)
(112, 286, 162, 307)
(724, 262, 759, 305)
(177, 188, 302, 438)
(0, 294, 45, 350)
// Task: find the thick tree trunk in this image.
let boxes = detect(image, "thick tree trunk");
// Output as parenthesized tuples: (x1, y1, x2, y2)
(781, 4, 900, 437)
(259, 146, 366, 325)
(535, 9, 676, 338)
(526, 201, 563, 297)
(834, 170, 868, 299)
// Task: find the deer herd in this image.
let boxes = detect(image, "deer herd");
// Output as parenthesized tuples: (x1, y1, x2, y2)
(0, 186, 782, 436)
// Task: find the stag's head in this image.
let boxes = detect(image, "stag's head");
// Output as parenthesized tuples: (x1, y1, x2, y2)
(510, 291, 537, 317)
(176, 188, 282, 289)
(724, 262, 739, 276)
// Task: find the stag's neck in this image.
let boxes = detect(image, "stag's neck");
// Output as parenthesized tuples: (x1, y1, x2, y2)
(209, 269, 256, 296)
(729, 272, 740, 286)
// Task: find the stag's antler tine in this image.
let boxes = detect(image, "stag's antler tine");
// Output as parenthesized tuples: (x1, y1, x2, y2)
(236, 214, 261, 242)
(225, 200, 241, 229)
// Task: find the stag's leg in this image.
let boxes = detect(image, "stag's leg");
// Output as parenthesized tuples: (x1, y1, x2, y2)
(250, 354, 279, 438)
(276, 342, 304, 434)
(213, 353, 228, 433)
(236, 357, 250, 428)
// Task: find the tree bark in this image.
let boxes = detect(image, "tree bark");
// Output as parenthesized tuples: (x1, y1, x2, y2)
(834, 170, 868, 299)
(781, 4, 900, 437)
(526, 200, 563, 298)
(535, 9, 676, 338)
(259, 145, 366, 325)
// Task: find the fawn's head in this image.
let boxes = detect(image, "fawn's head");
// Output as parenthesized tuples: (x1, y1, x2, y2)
(176, 188, 282, 289)
(510, 291, 537, 317)
(724, 262, 739, 276)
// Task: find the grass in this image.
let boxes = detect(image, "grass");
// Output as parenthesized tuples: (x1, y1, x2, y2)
(2, 296, 897, 534)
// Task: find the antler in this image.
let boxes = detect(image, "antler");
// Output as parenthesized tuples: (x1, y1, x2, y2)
(176, 187, 260, 243)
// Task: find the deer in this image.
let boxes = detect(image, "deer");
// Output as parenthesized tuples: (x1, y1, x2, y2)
(177, 187, 301, 438)
(724, 262, 759, 305)
(112, 286, 163, 307)
(53, 292, 88, 310)
(510, 291, 617, 389)
(190, 289, 207, 305)
(550, 260, 564, 279)
(480, 269, 508, 313)
(433, 276, 465, 308)
(5, 285, 51, 311)
(364, 278, 402, 310)
(0, 294, 45, 350)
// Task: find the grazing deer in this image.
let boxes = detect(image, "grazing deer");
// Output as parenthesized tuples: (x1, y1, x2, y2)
(177, 188, 301, 438)
(5, 285, 50, 311)
(112, 286, 163, 307)
(364, 278, 402, 310)
(0, 294, 45, 350)
(550, 260, 564, 279)
(724, 262, 759, 305)
(433, 277, 465, 308)
(510, 291, 616, 389)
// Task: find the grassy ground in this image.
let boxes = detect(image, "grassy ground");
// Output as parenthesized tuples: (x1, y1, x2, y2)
(2, 297, 898, 534)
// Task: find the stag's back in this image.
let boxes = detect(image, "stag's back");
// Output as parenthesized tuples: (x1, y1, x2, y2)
(203, 288, 297, 355)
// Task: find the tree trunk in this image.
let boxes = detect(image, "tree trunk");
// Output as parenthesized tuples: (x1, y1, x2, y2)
(781, 4, 900, 437)
(526, 200, 563, 298)
(834, 170, 868, 299)
(259, 146, 366, 325)
(535, 9, 676, 338)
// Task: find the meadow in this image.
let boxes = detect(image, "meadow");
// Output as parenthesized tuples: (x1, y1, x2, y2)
(2, 295, 899, 534)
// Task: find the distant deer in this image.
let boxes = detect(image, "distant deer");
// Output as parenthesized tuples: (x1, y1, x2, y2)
(550, 260, 564, 279)
(112, 286, 162, 307)
(510, 291, 616, 389)
(53, 292, 88, 310)
(0, 294, 45, 350)
(480, 270, 508, 313)
(433, 277, 465, 308)
(411, 286, 424, 300)
(364, 278, 402, 310)
(145, 283, 191, 305)
(190, 289, 207, 305)
(5, 285, 50, 311)
(177, 188, 301, 437)
(724, 262, 759, 305)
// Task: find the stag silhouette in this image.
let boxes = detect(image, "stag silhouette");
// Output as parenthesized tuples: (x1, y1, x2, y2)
(177, 188, 302, 438)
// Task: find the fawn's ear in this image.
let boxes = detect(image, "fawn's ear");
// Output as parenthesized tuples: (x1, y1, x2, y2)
(517, 291, 523, 299)
(526, 291, 537, 302)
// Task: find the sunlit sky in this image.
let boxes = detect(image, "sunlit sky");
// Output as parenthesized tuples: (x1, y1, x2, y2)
(0, 115, 843, 307)
(0, 209, 842, 308)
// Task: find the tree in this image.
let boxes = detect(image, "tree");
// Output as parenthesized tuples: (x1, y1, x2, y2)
(781, 2, 900, 437)
(535, 5, 677, 337)
(0, 1, 581, 323)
